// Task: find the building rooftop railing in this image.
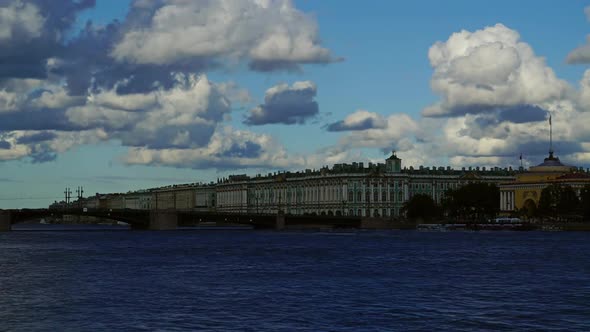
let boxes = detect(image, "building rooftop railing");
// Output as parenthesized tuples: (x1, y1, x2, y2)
(212, 162, 521, 184)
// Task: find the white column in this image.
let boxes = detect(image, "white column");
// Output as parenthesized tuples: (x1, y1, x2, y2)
(432, 181, 436, 199)
(404, 182, 409, 201)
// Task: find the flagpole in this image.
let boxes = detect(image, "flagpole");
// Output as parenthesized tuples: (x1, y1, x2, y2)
(549, 115, 553, 156)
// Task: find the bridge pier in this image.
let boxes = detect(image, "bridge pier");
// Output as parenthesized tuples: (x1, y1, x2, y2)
(149, 210, 178, 230)
(0, 210, 11, 232)
(276, 212, 285, 231)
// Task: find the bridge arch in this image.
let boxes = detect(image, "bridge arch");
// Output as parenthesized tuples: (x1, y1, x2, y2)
(4, 209, 150, 229)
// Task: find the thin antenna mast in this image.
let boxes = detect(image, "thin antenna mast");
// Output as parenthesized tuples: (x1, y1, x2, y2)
(549, 115, 553, 156)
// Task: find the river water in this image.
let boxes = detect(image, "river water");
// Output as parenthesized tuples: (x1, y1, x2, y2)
(1, 226, 589, 331)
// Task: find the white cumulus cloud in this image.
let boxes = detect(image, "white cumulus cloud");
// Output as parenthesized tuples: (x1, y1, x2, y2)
(0, 1, 44, 43)
(66, 74, 232, 149)
(424, 24, 567, 117)
(111, 0, 338, 71)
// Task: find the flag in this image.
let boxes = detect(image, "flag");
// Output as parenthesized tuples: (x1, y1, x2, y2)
(549, 115, 552, 125)
(519, 153, 522, 160)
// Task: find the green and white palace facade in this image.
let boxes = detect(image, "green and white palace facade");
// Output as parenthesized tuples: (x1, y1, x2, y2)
(213, 152, 516, 218)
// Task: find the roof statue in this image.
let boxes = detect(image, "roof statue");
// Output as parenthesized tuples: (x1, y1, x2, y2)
(386, 150, 401, 161)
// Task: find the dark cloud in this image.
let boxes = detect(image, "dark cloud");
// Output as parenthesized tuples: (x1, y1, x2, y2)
(447, 104, 501, 117)
(567, 45, 590, 64)
(32, 0, 96, 32)
(16, 131, 57, 144)
(497, 105, 548, 123)
(249, 57, 343, 73)
(29, 146, 57, 163)
(466, 105, 548, 129)
(429, 103, 548, 121)
(58, 21, 218, 95)
(0, 62, 47, 80)
(244, 82, 319, 125)
(458, 140, 585, 159)
(458, 105, 550, 140)
(248, 60, 302, 73)
(0, 109, 87, 131)
(514, 140, 585, 157)
(325, 118, 383, 132)
(219, 142, 262, 158)
(120, 124, 216, 149)
(0, 0, 96, 81)
(0, 0, 339, 165)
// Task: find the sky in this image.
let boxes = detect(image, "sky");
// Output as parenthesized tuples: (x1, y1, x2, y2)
(2, 0, 590, 208)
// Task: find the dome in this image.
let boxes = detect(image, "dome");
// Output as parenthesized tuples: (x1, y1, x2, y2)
(529, 152, 574, 173)
(537, 153, 565, 167)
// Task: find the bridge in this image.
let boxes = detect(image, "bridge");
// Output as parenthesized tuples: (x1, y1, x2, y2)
(0, 208, 363, 232)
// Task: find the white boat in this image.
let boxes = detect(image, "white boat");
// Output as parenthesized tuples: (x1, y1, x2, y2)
(416, 224, 448, 231)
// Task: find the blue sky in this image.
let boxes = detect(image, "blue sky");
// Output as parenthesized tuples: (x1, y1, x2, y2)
(2, 0, 590, 208)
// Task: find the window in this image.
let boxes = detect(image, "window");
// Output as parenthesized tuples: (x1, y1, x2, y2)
(382, 208, 387, 217)
(382, 191, 387, 202)
(357, 191, 362, 202)
(366, 191, 371, 202)
(374, 191, 379, 202)
(348, 190, 354, 202)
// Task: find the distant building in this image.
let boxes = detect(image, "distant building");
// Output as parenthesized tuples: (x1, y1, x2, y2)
(499, 151, 590, 215)
(151, 184, 197, 210)
(124, 191, 152, 210)
(215, 152, 516, 218)
(80, 153, 518, 217)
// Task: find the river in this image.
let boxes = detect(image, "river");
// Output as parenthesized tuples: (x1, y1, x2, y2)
(1, 226, 589, 331)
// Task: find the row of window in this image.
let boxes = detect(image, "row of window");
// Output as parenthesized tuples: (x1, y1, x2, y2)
(244, 207, 400, 217)
(222, 181, 460, 205)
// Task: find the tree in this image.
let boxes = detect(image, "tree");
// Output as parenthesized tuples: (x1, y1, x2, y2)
(401, 194, 440, 222)
(557, 185, 579, 215)
(441, 182, 500, 220)
(538, 185, 558, 216)
(538, 184, 580, 219)
(580, 184, 590, 221)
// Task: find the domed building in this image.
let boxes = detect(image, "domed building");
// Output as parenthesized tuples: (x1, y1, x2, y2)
(499, 151, 590, 216)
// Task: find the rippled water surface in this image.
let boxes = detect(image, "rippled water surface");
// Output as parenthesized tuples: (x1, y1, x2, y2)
(1, 226, 589, 331)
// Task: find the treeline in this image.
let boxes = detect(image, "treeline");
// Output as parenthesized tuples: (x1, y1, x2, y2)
(536, 184, 590, 221)
(401, 182, 590, 222)
(402, 182, 499, 222)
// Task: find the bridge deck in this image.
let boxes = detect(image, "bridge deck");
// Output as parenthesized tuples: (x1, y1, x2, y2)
(2, 208, 363, 229)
